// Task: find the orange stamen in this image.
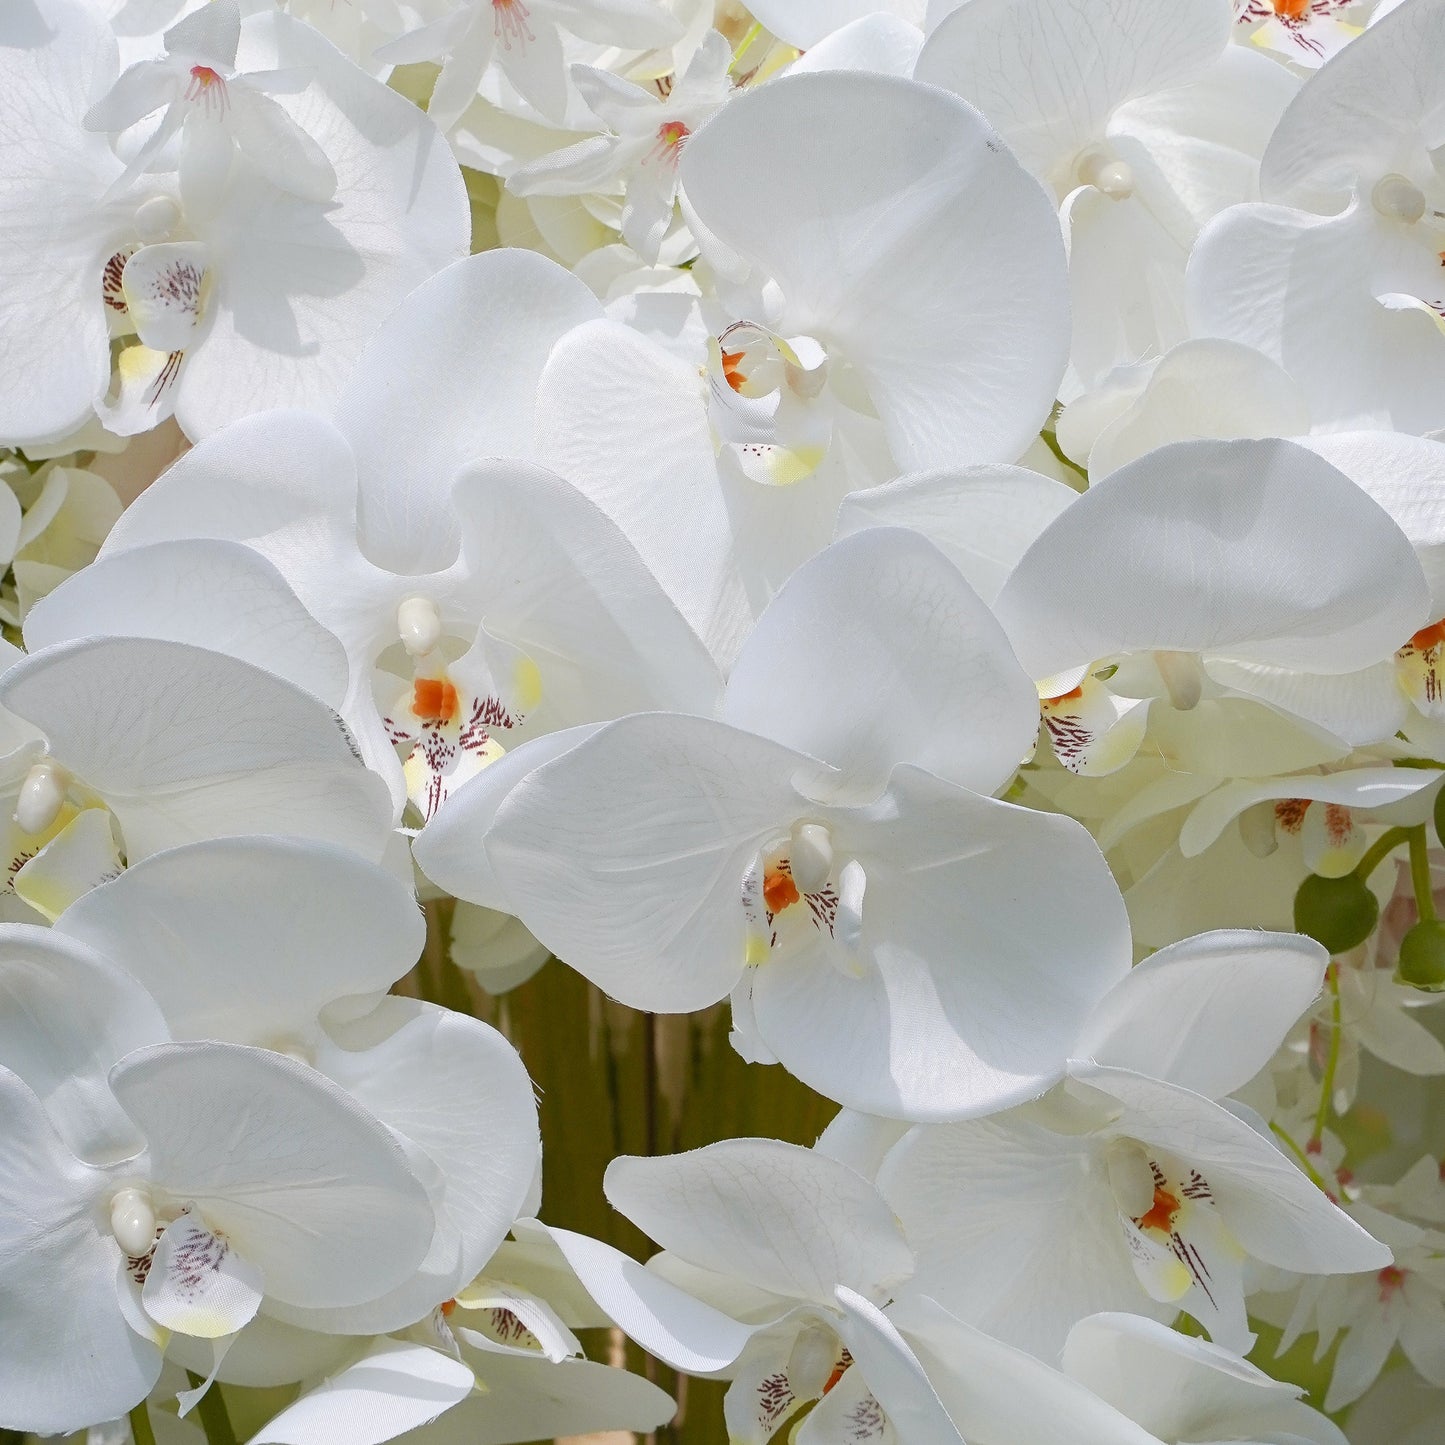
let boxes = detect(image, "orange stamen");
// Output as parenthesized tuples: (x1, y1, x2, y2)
(721, 349, 748, 393)
(1042, 685, 1084, 705)
(763, 865, 800, 914)
(1410, 619, 1445, 651)
(823, 1351, 853, 1395)
(1273, 0, 1311, 18)
(413, 677, 459, 723)
(440, 1298, 457, 1316)
(1136, 1185, 1180, 1234)
(1378, 1265, 1406, 1301)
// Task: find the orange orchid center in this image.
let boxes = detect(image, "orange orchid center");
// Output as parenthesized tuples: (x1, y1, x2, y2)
(440, 1298, 458, 1317)
(1136, 1185, 1181, 1234)
(412, 677, 459, 723)
(1409, 619, 1445, 652)
(762, 863, 801, 915)
(823, 1351, 854, 1396)
(1042, 684, 1084, 705)
(658, 120, 690, 151)
(1274, 0, 1311, 18)
(721, 349, 748, 393)
(1378, 1265, 1406, 1301)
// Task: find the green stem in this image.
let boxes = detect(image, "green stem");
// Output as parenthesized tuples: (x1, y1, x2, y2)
(1270, 1121, 1331, 1193)
(1313, 964, 1343, 1142)
(1353, 825, 1412, 882)
(128, 1403, 158, 1445)
(187, 1374, 238, 1445)
(729, 20, 763, 71)
(1410, 824, 1437, 923)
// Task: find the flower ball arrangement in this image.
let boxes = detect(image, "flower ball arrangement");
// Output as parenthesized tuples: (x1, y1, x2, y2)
(3, 1, 1445, 1443)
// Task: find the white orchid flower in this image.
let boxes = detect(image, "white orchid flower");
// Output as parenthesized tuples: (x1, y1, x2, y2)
(877, 930, 1392, 1359)
(0, 0, 466, 446)
(1276, 1201, 1445, 1411)
(0, 1033, 433, 1435)
(535, 69, 1069, 660)
(917, 0, 1299, 394)
(417, 527, 1134, 1119)
(50, 835, 542, 1335)
(95, 249, 720, 822)
(525, 1140, 1184, 1445)
(85, 2, 337, 209)
(378, 0, 683, 132)
(993, 438, 1431, 771)
(508, 30, 733, 263)
(1190, 0, 1445, 432)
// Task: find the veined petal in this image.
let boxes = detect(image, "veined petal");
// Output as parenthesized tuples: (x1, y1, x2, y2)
(722, 528, 1038, 798)
(412, 1350, 677, 1444)
(0, 924, 166, 1164)
(835, 465, 1076, 607)
(0, 0, 129, 446)
(336, 251, 601, 575)
(248, 1338, 476, 1445)
(1063, 1312, 1348, 1445)
(532, 1224, 755, 1375)
(605, 1140, 914, 1309)
(917, 0, 1230, 188)
(886, 1292, 1161, 1445)
(54, 836, 424, 1046)
(1073, 929, 1328, 1099)
(995, 438, 1429, 680)
(25, 538, 351, 707)
(0, 637, 392, 862)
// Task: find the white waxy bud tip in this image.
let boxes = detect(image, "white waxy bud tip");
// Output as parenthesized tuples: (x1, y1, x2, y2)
(398, 596, 443, 658)
(14, 762, 68, 835)
(110, 1187, 157, 1257)
(789, 821, 833, 894)
(1104, 1138, 1156, 1219)
(1076, 148, 1134, 200)
(134, 195, 182, 244)
(1372, 173, 1427, 224)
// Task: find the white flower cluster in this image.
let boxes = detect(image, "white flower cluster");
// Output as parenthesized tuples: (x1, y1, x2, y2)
(2, 0, 1444, 1442)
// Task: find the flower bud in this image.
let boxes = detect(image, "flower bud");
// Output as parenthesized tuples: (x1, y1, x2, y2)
(1293, 872, 1378, 955)
(1397, 919, 1445, 991)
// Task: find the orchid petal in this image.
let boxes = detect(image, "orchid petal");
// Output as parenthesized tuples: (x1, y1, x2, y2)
(0, 1064, 160, 1435)
(722, 528, 1038, 797)
(1073, 930, 1327, 1099)
(54, 836, 423, 1046)
(605, 1140, 913, 1309)
(335, 250, 601, 575)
